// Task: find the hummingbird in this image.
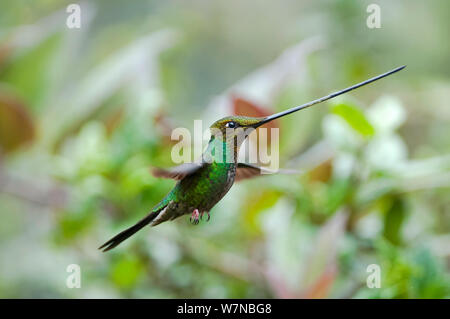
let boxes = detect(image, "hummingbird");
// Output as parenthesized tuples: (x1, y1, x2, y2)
(99, 65, 405, 252)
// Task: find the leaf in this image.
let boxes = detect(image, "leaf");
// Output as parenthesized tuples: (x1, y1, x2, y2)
(153, 109, 178, 144)
(0, 91, 35, 153)
(104, 107, 125, 136)
(232, 96, 275, 119)
(331, 102, 375, 137)
(53, 198, 96, 243)
(231, 96, 281, 165)
(111, 256, 144, 289)
(1, 34, 61, 113)
(382, 197, 406, 246)
(300, 211, 348, 298)
(242, 190, 282, 235)
(411, 248, 449, 298)
(301, 267, 337, 299)
(232, 95, 279, 143)
(322, 114, 362, 151)
(0, 44, 12, 68)
(308, 159, 332, 183)
(324, 179, 351, 215)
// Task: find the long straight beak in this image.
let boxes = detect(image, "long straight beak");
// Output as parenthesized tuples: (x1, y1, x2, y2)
(254, 65, 406, 128)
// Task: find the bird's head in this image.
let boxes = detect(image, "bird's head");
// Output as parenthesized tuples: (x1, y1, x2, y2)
(209, 116, 268, 146)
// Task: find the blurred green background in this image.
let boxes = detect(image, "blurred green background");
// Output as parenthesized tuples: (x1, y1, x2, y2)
(0, 0, 449, 298)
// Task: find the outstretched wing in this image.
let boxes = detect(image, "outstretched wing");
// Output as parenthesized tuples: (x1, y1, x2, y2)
(151, 162, 204, 180)
(235, 163, 300, 182)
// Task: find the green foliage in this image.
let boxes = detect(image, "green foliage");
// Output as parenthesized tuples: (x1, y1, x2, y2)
(55, 200, 97, 243)
(111, 256, 145, 290)
(2, 35, 61, 111)
(382, 197, 406, 246)
(367, 241, 450, 299)
(331, 103, 375, 137)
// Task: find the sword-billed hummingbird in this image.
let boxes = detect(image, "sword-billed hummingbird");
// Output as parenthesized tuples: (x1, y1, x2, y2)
(99, 65, 405, 251)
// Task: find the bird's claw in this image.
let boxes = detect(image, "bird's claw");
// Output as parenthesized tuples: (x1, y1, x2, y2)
(190, 209, 200, 225)
(200, 211, 210, 222)
(190, 209, 210, 224)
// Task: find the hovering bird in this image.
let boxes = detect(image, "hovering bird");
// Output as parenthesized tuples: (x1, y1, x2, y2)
(99, 65, 405, 251)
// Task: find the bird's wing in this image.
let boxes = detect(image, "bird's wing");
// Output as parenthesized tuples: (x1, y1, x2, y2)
(235, 163, 300, 182)
(151, 162, 205, 180)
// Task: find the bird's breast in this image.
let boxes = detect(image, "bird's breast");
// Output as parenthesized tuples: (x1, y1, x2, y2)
(175, 162, 236, 211)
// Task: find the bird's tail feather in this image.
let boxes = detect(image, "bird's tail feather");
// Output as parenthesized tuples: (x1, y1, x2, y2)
(99, 205, 167, 252)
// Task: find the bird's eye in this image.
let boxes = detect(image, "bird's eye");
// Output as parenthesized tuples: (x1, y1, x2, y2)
(225, 121, 236, 128)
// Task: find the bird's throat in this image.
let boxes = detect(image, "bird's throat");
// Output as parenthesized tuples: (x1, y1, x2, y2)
(203, 136, 239, 164)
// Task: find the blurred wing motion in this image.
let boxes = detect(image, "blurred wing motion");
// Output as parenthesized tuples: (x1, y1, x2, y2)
(235, 163, 300, 182)
(151, 162, 204, 180)
(152, 162, 299, 182)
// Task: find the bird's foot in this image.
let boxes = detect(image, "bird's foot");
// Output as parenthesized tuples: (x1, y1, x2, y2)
(190, 209, 200, 225)
(200, 211, 210, 222)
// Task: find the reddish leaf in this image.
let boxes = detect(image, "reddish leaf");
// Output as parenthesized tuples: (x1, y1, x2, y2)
(308, 159, 333, 183)
(153, 110, 178, 145)
(0, 91, 35, 153)
(231, 96, 280, 153)
(299, 211, 348, 298)
(301, 266, 337, 299)
(104, 107, 124, 136)
(232, 96, 279, 126)
(0, 44, 12, 69)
